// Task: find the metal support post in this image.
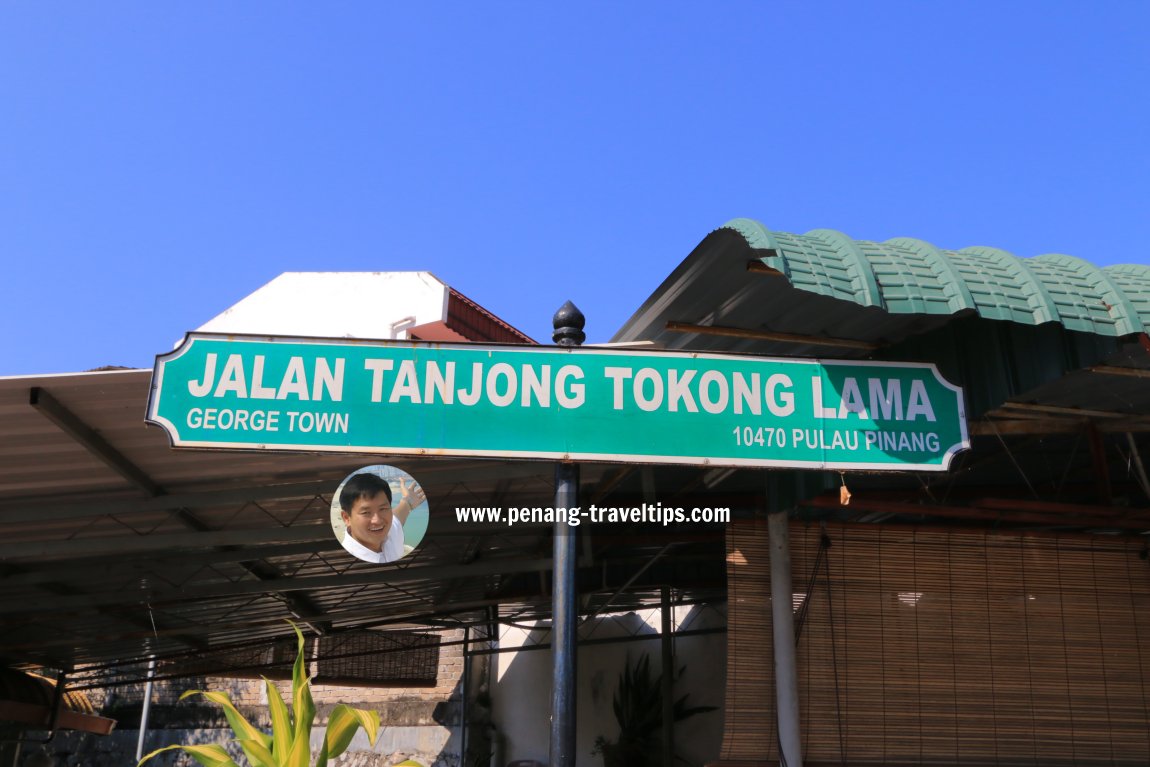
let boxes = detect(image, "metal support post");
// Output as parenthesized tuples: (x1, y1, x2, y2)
(461, 627, 470, 767)
(550, 300, 584, 767)
(661, 586, 674, 767)
(135, 657, 156, 762)
(768, 511, 803, 767)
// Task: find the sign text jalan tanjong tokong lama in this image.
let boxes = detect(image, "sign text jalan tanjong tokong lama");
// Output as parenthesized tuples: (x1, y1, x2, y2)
(147, 334, 969, 471)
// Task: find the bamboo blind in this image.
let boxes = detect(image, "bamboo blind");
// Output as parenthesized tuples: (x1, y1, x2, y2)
(720, 518, 775, 765)
(718, 520, 1150, 767)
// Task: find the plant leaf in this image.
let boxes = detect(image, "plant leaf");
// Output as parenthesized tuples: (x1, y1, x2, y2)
(325, 704, 381, 757)
(138, 743, 240, 767)
(236, 738, 277, 767)
(290, 622, 316, 745)
(265, 677, 293, 758)
(673, 694, 718, 721)
(182, 689, 273, 760)
(286, 726, 313, 767)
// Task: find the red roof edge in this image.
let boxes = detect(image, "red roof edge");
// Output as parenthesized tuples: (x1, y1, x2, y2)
(446, 288, 537, 344)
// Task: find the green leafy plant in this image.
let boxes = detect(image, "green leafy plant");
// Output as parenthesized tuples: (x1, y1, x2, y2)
(139, 623, 386, 767)
(591, 653, 715, 767)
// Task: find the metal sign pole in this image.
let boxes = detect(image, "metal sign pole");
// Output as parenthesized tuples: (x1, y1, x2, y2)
(549, 301, 584, 767)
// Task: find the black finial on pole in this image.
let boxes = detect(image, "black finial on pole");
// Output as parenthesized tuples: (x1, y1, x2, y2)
(552, 301, 586, 347)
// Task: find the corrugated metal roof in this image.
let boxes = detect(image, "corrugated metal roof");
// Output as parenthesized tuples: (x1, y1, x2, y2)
(0, 369, 728, 676)
(725, 218, 1150, 336)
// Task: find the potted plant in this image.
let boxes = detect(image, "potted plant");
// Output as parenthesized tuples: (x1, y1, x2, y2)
(591, 653, 715, 767)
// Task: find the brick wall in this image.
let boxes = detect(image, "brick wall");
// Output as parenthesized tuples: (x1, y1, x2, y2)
(39, 629, 469, 767)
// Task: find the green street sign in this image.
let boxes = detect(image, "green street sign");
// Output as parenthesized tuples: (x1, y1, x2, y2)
(147, 333, 969, 471)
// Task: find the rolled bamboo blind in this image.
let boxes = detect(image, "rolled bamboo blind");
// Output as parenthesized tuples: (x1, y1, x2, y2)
(720, 518, 775, 765)
(718, 520, 1150, 766)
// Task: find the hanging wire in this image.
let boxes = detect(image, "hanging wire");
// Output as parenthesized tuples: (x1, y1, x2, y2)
(983, 535, 1001, 764)
(990, 420, 1041, 499)
(820, 529, 847, 766)
(1056, 432, 1084, 494)
(787, 532, 844, 766)
(1124, 432, 1150, 501)
(793, 534, 827, 641)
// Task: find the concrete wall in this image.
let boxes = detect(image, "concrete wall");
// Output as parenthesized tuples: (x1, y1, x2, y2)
(19, 725, 456, 767)
(491, 605, 726, 767)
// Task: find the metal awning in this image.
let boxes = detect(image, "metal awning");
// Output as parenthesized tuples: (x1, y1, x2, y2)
(0, 368, 727, 680)
(613, 218, 1150, 356)
(6, 225, 1150, 694)
(611, 219, 1150, 523)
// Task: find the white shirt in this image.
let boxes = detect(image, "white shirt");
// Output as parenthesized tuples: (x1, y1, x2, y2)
(341, 515, 405, 563)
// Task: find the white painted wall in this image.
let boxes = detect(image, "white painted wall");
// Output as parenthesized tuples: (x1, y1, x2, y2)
(492, 605, 726, 767)
(195, 272, 451, 340)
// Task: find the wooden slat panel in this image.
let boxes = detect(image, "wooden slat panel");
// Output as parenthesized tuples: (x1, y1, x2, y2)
(719, 520, 1150, 766)
(719, 519, 775, 763)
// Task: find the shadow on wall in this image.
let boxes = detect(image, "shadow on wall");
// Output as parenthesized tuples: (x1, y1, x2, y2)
(492, 604, 726, 767)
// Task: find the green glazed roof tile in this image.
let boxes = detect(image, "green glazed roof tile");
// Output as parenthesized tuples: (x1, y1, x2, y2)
(805, 229, 882, 307)
(952, 246, 1060, 326)
(722, 219, 1148, 337)
(1105, 265, 1150, 330)
(881, 238, 977, 314)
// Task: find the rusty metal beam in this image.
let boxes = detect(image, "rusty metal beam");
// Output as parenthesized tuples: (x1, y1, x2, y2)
(970, 418, 1150, 435)
(746, 259, 783, 276)
(804, 493, 1150, 530)
(997, 401, 1133, 419)
(1089, 365, 1150, 379)
(972, 497, 1135, 517)
(665, 321, 878, 351)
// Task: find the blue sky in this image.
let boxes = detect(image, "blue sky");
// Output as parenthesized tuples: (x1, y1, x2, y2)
(3, 2, 1147, 375)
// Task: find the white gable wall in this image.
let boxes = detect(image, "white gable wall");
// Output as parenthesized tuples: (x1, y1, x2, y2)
(196, 271, 451, 340)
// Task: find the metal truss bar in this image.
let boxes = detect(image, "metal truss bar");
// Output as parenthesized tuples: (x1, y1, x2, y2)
(27, 388, 331, 630)
(0, 540, 338, 586)
(0, 523, 333, 560)
(585, 543, 678, 622)
(0, 480, 334, 523)
(465, 626, 725, 657)
(1, 458, 561, 522)
(0, 557, 556, 616)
